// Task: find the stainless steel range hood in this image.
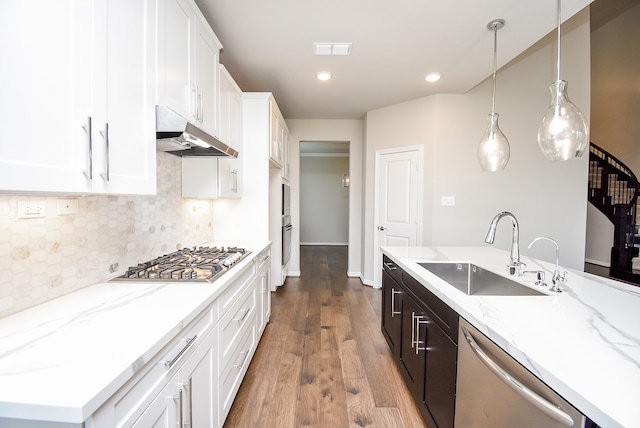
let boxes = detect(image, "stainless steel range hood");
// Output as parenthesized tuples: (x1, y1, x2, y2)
(155, 106, 238, 158)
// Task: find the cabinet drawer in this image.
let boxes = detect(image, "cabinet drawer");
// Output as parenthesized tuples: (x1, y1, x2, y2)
(219, 261, 256, 319)
(219, 280, 256, 368)
(219, 314, 257, 424)
(383, 255, 402, 284)
(106, 306, 214, 426)
(401, 271, 458, 343)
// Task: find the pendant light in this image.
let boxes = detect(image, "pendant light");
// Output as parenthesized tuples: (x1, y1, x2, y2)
(537, 0, 588, 161)
(478, 19, 510, 172)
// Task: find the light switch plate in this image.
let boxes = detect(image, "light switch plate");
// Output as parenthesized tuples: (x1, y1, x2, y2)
(441, 196, 455, 206)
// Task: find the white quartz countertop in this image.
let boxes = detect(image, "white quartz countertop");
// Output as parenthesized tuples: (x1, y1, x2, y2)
(381, 246, 640, 428)
(0, 241, 270, 424)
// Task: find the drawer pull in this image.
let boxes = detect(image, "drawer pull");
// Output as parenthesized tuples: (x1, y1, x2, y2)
(235, 308, 251, 323)
(391, 288, 401, 317)
(164, 335, 197, 369)
(233, 350, 250, 369)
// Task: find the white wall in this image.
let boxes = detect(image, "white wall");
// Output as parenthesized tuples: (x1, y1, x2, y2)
(299, 156, 349, 245)
(362, 9, 592, 285)
(585, 203, 614, 266)
(285, 119, 364, 277)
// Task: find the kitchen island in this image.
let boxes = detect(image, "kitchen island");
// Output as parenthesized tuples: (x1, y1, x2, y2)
(0, 241, 271, 427)
(382, 246, 640, 428)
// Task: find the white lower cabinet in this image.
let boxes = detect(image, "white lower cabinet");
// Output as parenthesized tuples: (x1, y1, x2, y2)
(133, 327, 216, 428)
(255, 248, 272, 335)
(89, 246, 271, 428)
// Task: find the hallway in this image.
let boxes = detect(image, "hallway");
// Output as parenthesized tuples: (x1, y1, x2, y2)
(224, 245, 425, 427)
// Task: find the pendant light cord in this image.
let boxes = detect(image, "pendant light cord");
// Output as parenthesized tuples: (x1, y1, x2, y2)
(491, 23, 498, 114)
(556, 0, 561, 82)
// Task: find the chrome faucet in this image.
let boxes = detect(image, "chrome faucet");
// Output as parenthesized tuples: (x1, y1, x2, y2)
(485, 211, 526, 275)
(528, 236, 567, 293)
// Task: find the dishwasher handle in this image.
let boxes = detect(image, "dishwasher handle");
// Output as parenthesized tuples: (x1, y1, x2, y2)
(461, 326, 574, 427)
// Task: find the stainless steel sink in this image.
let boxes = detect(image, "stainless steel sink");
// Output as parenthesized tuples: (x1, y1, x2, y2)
(418, 262, 545, 296)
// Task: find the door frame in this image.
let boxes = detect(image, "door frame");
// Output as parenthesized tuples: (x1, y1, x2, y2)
(373, 145, 424, 288)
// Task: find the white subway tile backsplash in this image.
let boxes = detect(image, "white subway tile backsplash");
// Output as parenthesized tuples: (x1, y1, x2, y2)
(0, 152, 214, 318)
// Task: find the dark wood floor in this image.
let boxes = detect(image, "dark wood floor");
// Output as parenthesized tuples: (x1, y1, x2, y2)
(224, 245, 425, 427)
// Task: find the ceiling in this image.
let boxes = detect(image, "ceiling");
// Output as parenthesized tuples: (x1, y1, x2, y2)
(195, 0, 597, 120)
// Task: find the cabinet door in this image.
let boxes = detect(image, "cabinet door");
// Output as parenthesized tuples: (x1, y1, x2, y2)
(424, 324, 457, 428)
(257, 262, 271, 333)
(0, 1, 93, 193)
(399, 294, 427, 400)
(179, 327, 216, 428)
(157, 0, 195, 120)
(381, 270, 402, 357)
(269, 103, 283, 166)
(218, 67, 242, 198)
(195, 17, 221, 137)
(132, 374, 180, 428)
(97, 0, 157, 195)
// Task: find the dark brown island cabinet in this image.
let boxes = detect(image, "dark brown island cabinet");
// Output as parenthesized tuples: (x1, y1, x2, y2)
(381, 255, 458, 428)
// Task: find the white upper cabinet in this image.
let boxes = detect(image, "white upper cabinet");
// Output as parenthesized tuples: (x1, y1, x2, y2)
(157, 0, 195, 121)
(158, 0, 222, 138)
(98, 0, 157, 195)
(0, 0, 157, 195)
(218, 65, 243, 198)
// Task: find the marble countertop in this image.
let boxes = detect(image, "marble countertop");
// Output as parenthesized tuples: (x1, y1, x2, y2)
(0, 241, 270, 424)
(381, 246, 640, 428)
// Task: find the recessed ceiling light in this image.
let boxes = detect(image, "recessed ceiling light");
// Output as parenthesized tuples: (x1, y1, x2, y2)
(316, 71, 332, 81)
(425, 72, 441, 82)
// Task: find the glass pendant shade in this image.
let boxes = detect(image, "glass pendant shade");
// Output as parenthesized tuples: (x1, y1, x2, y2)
(478, 113, 510, 172)
(537, 80, 588, 161)
(478, 19, 509, 172)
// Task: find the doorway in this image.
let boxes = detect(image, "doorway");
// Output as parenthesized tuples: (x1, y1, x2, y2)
(299, 141, 350, 246)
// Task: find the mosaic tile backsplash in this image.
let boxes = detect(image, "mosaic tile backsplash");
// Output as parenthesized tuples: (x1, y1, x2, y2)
(0, 152, 214, 318)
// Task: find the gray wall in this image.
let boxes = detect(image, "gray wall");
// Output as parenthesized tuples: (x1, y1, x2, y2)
(300, 156, 349, 245)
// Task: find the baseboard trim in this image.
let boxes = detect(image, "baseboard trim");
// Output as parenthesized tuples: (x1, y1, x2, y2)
(585, 258, 610, 267)
(300, 242, 348, 246)
(287, 270, 301, 277)
(347, 271, 360, 278)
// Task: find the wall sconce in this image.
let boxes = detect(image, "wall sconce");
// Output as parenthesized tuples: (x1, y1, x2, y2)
(342, 173, 350, 187)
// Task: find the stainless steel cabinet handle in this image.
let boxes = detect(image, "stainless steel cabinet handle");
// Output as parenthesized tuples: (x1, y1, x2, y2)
(199, 89, 204, 122)
(383, 262, 397, 271)
(174, 389, 183, 428)
(99, 123, 109, 181)
(415, 318, 430, 354)
(82, 117, 93, 180)
(233, 350, 249, 369)
(235, 308, 251, 323)
(411, 312, 417, 349)
(164, 335, 198, 369)
(461, 326, 574, 427)
(192, 88, 198, 120)
(187, 376, 193, 428)
(391, 288, 401, 317)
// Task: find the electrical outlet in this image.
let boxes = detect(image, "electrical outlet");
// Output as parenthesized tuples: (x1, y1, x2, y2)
(57, 198, 79, 215)
(18, 201, 46, 219)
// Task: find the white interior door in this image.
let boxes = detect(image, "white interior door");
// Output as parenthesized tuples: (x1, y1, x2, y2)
(374, 146, 422, 287)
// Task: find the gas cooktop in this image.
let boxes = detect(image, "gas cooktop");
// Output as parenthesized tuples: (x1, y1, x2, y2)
(111, 246, 250, 283)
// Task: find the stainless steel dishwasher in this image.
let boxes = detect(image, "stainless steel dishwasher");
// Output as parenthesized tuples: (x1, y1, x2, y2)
(455, 318, 586, 427)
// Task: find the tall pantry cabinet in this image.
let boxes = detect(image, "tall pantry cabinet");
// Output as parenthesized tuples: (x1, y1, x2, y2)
(0, 0, 157, 195)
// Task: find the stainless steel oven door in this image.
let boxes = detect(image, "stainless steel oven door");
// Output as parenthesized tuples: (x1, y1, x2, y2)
(282, 215, 292, 266)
